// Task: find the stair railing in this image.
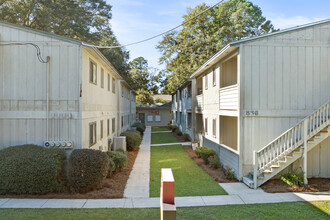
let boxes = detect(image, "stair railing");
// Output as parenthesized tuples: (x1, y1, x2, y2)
(253, 101, 330, 188)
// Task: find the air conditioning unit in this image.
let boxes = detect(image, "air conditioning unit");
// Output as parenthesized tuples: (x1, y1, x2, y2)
(113, 136, 126, 151)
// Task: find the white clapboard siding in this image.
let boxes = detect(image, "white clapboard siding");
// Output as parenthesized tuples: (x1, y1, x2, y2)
(219, 84, 238, 110)
(240, 22, 330, 177)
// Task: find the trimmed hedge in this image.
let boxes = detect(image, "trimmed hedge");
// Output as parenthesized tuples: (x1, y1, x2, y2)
(107, 150, 127, 173)
(107, 158, 116, 178)
(208, 155, 220, 169)
(0, 145, 66, 195)
(195, 147, 202, 157)
(184, 133, 191, 141)
(133, 122, 146, 135)
(68, 149, 109, 193)
(175, 128, 182, 136)
(200, 147, 216, 164)
(170, 125, 178, 132)
(120, 130, 142, 151)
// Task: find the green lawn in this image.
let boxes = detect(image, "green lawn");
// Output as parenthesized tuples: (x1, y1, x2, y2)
(151, 126, 170, 131)
(151, 132, 178, 144)
(1, 201, 329, 219)
(150, 144, 226, 197)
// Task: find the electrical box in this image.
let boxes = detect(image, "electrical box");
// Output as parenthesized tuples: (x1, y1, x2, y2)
(113, 136, 126, 151)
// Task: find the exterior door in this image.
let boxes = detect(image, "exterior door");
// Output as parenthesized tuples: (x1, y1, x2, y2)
(139, 113, 145, 124)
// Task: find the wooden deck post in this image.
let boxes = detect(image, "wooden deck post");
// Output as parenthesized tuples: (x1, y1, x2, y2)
(160, 168, 176, 220)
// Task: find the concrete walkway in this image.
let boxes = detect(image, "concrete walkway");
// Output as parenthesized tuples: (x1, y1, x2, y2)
(1, 183, 329, 208)
(151, 131, 171, 133)
(151, 142, 191, 146)
(123, 126, 151, 198)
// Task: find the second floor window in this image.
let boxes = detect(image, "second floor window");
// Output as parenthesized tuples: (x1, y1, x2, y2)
(112, 77, 116, 93)
(89, 60, 97, 84)
(107, 119, 110, 136)
(100, 120, 104, 139)
(108, 74, 110, 91)
(213, 68, 216, 86)
(213, 118, 216, 137)
(205, 73, 208, 90)
(101, 68, 104, 88)
(112, 118, 115, 133)
(205, 118, 208, 134)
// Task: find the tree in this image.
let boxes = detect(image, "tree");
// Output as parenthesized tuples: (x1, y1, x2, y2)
(136, 89, 154, 105)
(128, 57, 150, 91)
(157, 0, 276, 92)
(0, 0, 130, 77)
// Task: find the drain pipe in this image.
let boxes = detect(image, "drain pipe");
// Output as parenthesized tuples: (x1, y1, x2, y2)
(46, 57, 51, 140)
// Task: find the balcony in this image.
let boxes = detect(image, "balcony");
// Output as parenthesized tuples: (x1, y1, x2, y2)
(196, 94, 203, 112)
(219, 84, 238, 110)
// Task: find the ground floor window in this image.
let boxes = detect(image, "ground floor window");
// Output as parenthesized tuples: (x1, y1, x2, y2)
(205, 118, 208, 134)
(121, 116, 124, 128)
(188, 113, 192, 128)
(155, 115, 161, 122)
(107, 119, 110, 136)
(147, 115, 153, 122)
(112, 118, 115, 133)
(89, 122, 97, 147)
(212, 118, 216, 138)
(100, 120, 104, 139)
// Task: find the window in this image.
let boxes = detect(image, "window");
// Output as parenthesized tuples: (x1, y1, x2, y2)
(205, 118, 208, 134)
(212, 68, 216, 86)
(89, 122, 97, 146)
(112, 118, 115, 133)
(100, 120, 104, 139)
(155, 115, 161, 122)
(188, 113, 192, 128)
(107, 74, 110, 91)
(112, 77, 116, 93)
(147, 115, 153, 122)
(89, 60, 97, 84)
(188, 84, 192, 97)
(107, 119, 110, 136)
(101, 68, 104, 88)
(213, 118, 216, 137)
(180, 112, 182, 124)
(121, 116, 124, 128)
(205, 73, 208, 90)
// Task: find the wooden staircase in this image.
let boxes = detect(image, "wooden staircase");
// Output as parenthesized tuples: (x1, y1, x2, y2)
(243, 101, 330, 189)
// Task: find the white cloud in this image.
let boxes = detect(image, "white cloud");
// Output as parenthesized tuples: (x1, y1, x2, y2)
(267, 14, 326, 30)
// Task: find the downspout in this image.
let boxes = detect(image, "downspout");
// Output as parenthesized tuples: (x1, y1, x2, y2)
(46, 57, 51, 140)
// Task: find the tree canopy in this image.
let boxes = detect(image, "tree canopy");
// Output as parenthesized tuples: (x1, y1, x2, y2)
(0, 0, 130, 78)
(157, 0, 276, 92)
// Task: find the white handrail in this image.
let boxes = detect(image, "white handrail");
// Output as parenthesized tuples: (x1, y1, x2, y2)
(254, 101, 330, 187)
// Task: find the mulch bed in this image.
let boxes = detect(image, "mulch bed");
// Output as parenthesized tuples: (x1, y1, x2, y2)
(183, 145, 238, 183)
(0, 149, 139, 199)
(261, 178, 330, 193)
(172, 131, 186, 142)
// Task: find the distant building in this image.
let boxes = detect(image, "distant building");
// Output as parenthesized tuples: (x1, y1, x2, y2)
(0, 21, 136, 151)
(136, 95, 172, 126)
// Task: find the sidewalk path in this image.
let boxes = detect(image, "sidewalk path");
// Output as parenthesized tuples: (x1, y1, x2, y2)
(123, 126, 151, 198)
(151, 142, 191, 146)
(1, 186, 328, 208)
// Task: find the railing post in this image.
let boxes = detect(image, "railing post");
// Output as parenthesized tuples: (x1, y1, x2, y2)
(303, 120, 308, 185)
(253, 151, 258, 189)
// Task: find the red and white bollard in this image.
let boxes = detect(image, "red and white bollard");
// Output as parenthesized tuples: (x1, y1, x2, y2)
(160, 168, 176, 220)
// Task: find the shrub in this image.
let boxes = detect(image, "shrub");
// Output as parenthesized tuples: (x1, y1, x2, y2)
(171, 125, 178, 132)
(107, 158, 116, 178)
(200, 147, 216, 164)
(224, 166, 236, 179)
(280, 171, 304, 186)
(175, 128, 183, 136)
(68, 149, 109, 193)
(195, 147, 202, 157)
(208, 155, 220, 169)
(107, 151, 127, 172)
(133, 122, 145, 135)
(184, 133, 191, 141)
(121, 130, 142, 151)
(0, 145, 66, 195)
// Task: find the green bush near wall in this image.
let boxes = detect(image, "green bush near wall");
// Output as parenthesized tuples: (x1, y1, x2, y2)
(0, 145, 66, 194)
(107, 150, 128, 174)
(120, 130, 142, 151)
(67, 149, 109, 193)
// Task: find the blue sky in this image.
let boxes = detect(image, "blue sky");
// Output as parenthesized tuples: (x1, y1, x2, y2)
(108, 0, 330, 69)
